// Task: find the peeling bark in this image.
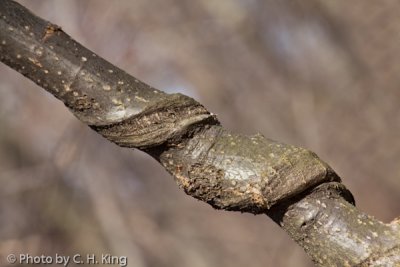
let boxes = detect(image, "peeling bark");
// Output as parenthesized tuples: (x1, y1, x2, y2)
(1, 1, 399, 266)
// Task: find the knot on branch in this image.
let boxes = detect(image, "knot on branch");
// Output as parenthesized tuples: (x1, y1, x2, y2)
(161, 126, 343, 214)
(91, 93, 219, 150)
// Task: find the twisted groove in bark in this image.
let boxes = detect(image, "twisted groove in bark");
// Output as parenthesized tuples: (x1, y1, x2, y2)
(91, 93, 220, 150)
(1, 1, 400, 266)
(160, 125, 344, 212)
(0, 0, 343, 213)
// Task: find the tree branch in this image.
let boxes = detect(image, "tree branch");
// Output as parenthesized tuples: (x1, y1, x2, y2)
(1, 1, 399, 266)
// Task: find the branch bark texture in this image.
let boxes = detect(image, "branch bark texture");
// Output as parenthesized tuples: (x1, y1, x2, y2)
(1, 1, 399, 266)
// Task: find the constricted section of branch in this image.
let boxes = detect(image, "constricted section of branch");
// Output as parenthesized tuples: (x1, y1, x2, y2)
(0, 0, 343, 213)
(159, 125, 343, 212)
(92, 93, 219, 150)
(1, 1, 399, 266)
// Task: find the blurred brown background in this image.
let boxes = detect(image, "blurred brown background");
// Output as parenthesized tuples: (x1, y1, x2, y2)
(1, 1, 400, 266)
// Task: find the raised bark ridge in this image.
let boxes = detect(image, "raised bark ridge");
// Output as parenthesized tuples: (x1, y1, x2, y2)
(1, 1, 399, 266)
(0, 0, 344, 213)
(160, 125, 343, 212)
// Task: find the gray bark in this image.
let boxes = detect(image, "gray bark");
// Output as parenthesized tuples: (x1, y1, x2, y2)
(0, 1, 399, 266)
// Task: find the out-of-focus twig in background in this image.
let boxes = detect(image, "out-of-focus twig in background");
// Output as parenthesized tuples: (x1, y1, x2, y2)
(1, 1, 400, 266)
